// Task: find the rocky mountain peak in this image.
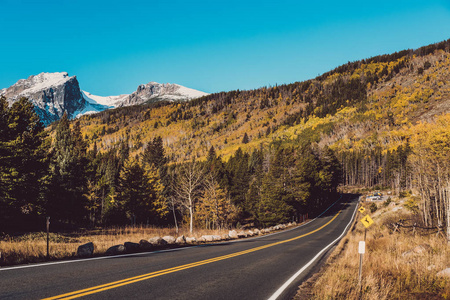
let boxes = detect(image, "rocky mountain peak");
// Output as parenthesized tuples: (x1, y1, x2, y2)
(1, 72, 209, 126)
(1, 72, 85, 125)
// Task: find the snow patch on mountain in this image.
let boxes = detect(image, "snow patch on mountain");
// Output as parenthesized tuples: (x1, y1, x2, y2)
(82, 91, 128, 107)
(8, 72, 72, 97)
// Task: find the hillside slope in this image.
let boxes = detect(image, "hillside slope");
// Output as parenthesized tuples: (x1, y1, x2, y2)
(72, 40, 450, 164)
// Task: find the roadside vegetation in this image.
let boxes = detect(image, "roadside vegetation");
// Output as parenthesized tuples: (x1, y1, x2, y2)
(294, 193, 450, 300)
(0, 226, 229, 266)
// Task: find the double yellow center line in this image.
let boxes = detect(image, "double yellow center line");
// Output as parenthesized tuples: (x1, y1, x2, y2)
(44, 209, 341, 300)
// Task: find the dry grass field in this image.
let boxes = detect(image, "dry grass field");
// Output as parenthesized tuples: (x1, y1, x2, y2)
(295, 196, 450, 299)
(0, 226, 229, 266)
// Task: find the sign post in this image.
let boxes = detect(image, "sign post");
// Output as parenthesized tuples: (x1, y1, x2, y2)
(358, 213, 374, 294)
(46, 217, 50, 259)
(358, 241, 365, 287)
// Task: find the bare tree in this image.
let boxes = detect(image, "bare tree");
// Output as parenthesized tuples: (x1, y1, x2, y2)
(172, 161, 205, 234)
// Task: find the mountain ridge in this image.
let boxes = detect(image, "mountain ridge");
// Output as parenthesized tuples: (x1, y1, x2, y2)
(0, 72, 209, 125)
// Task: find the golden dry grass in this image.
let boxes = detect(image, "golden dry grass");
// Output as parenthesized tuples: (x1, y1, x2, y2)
(0, 226, 229, 266)
(296, 198, 450, 299)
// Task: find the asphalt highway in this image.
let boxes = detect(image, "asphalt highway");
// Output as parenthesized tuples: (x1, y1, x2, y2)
(0, 195, 358, 300)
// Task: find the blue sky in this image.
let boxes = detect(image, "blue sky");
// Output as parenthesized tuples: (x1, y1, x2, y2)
(1, 0, 450, 96)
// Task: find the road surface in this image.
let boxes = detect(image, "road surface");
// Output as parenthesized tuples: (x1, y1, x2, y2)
(0, 195, 358, 300)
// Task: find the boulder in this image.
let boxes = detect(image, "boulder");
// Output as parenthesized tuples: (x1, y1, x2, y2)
(413, 244, 432, 254)
(237, 231, 247, 238)
(437, 268, 450, 278)
(186, 237, 197, 244)
(212, 235, 222, 241)
(77, 242, 94, 257)
(247, 230, 254, 237)
(175, 235, 186, 244)
(149, 236, 167, 246)
(253, 229, 261, 235)
(221, 234, 230, 240)
(228, 230, 238, 239)
(139, 239, 152, 250)
(201, 235, 214, 242)
(162, 236, 176, 245)
(402, 244, 433, 258)
(105, 244, 126, 255)
(280, 224, 286, 229)
(124, 242, 140, 253)
(292, 221, 297, 225)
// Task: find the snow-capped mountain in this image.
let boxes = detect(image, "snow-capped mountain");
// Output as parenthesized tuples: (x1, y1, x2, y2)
(1, 72, 209, 125)
(0, 72, 86, 125)
(120, 82, 209, 106)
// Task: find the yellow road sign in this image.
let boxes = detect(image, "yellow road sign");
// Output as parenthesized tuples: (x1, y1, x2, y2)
(358, 207, 366, 214)
(360, 215, 374, 228)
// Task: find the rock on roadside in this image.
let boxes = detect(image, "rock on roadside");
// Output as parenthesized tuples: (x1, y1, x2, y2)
(176, 235, 186, 244)
(105, 244, 126, 255)
(437, 268, 450, 278)
(149, 236, 167, 246)
(77, 242, 94, 257)
(162, 236, 176, 245)
(124, 242, 140, 253)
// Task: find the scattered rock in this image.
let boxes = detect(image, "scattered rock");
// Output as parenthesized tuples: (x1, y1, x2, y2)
(186, 237, 197, 244)
(139, 239, 152, 250)
(253, 229, 261, 235)
(77, 242, 94, 257)
(228, 230, 238, 239)
(175, 235, 186, 244)
(162, 236, 176, 245)
(247, 230, 254, 237)
(437, 268, 450, 277)
(288, 222, 293, 227)
(274, 225, 280, 230)
(292, 221, 297, 225)
(413, 244, 432, 254)
(201, 235, 214, 242)
(124, 242, 140, 253)
(237, 231, 247, 238)
(402, 243, 433, 258)
(149, 236, 167, 246)
(221, 234, 230, 240)
(105, 244, 126, 255)
(212, 235, 222, 241)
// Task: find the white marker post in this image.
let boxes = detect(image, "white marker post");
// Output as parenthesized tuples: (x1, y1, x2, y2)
(358, 241, 365, 287)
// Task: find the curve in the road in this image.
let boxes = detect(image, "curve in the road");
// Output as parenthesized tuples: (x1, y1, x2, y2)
(44, 204, 345, 300)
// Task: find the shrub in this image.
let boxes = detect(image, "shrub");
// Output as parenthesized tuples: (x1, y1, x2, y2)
(370, 202, 378, 213)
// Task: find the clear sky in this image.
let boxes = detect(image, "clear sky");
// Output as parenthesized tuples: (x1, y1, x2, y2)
(1, 0, 450, 96)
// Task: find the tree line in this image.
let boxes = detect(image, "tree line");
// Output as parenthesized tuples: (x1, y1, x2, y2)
(0, 96, 341, 233)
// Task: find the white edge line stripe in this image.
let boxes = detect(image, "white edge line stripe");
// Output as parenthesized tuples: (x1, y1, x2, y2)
(267, 196, 359, 300)
(0, 195, 344, 272)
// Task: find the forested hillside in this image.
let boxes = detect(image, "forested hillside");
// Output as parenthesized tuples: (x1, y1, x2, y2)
(2, 40, 449, 237)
